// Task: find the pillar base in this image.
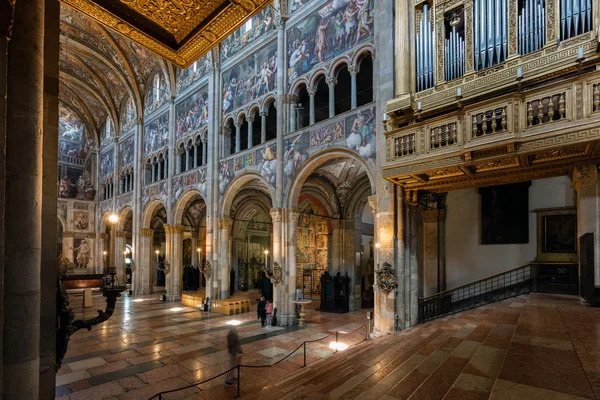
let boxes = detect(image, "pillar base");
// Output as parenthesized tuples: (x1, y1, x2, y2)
(277, 312, 298, 327)
(166, 294, 182, 302)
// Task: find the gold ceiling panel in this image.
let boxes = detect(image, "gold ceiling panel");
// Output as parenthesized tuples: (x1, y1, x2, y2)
(60, 0, 271, 68)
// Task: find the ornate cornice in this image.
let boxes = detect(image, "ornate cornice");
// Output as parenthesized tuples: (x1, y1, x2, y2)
(140, 228, 154, 237)
(164, 224, 185, 234)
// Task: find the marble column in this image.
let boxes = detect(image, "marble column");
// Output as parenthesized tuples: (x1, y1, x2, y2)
(404, 192, 420, 328)
(165, 224, 184, 301)
(234, 122, 241, 153)
(217, 218, 233, 299)
(573, 165, 600, 283)
(139, 228, 154, 294)
(201, 135, 207, 165)
(193, 143, 198, 168)
(186, 146, 192, 171)
(176, 148, 182, 174)
(421, 209, 446, 297)
(275, 15, 287, 208)
(349, 64, 359, 109)
(308, 85, 316, 125)
(260, 112, 267, 143)
(3, 0, 45, 395)
(285, 209, 300, 325)
(115, 231, 127, 285)
(270, 209, 284, 313)
(247, 116, 254, 148)
(326, 76, 337, 118)
(394, 0, 411, 96)
(289, 96, 297, 132)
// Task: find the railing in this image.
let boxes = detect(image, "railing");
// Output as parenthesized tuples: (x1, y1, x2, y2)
(148, 323, 368, 399)
(418, 264, 534, 324)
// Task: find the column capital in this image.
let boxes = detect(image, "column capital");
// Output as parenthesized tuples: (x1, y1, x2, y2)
(405, 190, 420, 208)
(331, 219, 341, 229)
(572, 164, 598, 191)
(326, 76, 337, 86)
(348, 64, 360, 75)
(140, 228, 154, 237)
(246, 116, 255, 123)
(217, 217, 233, 230)
(116, 231, 127, 238)
(164, 224, 185, 234)
(287, 208, 301, 223)
(234, 121, 242, 128)
(367, 195, 377, 214)
(99, 232, 110, 239)
(307, 85, 317, 96)
(260, 111, 268, 117)
(270, 208, 283, 222)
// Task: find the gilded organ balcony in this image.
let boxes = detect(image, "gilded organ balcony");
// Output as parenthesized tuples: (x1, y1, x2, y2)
(383, 72, 600, 191)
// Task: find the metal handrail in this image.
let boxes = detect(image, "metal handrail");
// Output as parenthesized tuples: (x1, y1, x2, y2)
(149, 323, 368, 399)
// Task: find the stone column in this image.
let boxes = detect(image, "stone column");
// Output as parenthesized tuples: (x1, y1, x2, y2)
(394, 0, 411, 96)
(3, 0, 44, 395)
(201, 135, 207, 165)
(193, 143, 198, 168)
(275, 15, 287, 208)
(98, 233, 109, 273)
(326, 76, 337, 118)
(165, 224, 184, 301)
(285, 209, 300, 325)
(349, 64, 359, 109)
(308, 85, 316, 125)
(421, 209, 446, 297)
(217, 218, 233, 299)
(342, 219, 359, 311)
(260, 112, 267, 143)
(289, 96, 297, 132)
(247, 116, 254, 148)
(157, 160, 161, 181)
(234, 122, 241, 153)
(331, 220, 342, 273)
(176, 148, 182, 174)
(270, 208, 284, 312)
(115, 231, 127, 285)
(139, 229, 154, 294)
(573, 165, 600, 283)
(404, 191, 420, 328)
(191, 230, 199, 265)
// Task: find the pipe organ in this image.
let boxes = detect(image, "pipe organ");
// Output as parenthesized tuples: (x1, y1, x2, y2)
(416, 2, 434, 92)
(519, 0, 545, 55)
(445, 14, 465, 82)
(473, 0, 508, 71)
(561, 0, 592, 40)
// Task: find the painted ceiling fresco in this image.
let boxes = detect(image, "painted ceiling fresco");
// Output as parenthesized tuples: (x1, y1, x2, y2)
(220, 7, 275, 63)
(58, 102, 93, 163)
(177, 55, 211, 94)
(287, 0, 374, 80)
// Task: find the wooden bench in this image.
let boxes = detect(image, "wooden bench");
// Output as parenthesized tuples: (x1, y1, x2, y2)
(212, 298, 252, 315)
(229, 298, 251, 312)
(181, 291, 206, 308)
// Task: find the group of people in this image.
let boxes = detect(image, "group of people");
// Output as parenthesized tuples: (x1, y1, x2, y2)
(176, 91, 209, 139)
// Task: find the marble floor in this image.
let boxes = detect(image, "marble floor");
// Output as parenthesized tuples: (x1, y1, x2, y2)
(56, 289, 371, 400)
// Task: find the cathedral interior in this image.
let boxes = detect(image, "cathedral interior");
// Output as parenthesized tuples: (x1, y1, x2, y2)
(2, 0, 600, 398)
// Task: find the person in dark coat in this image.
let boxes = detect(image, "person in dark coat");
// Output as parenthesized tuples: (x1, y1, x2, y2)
(224, 327, 243, 386)
(257, 296, 267, 327)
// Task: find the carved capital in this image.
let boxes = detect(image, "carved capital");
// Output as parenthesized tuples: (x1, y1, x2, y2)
(99, 233, 110, 239)
(572, 164, 598, 191)
(164, 224, 185, 234)
(116, 231, 127, 238)
(62, 231, 76, 238)
(140, 228, 154, 237)
(287, 208, 301, 224)
(218, 217, 233, 230)
(307, 85, 317, 96)
(259, 111, 268, 117)
(270, 208, 283, 223)
(404, 190, 420, 208)
(326, 76, 337, 86)
(246, 116, 254, 123)
(348, 64, 360, 75)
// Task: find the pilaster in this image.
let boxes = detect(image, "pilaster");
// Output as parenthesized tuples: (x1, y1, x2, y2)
(421, 209, 446, 297)
(217, 218, 233, 299)
(164, 224, 184, 301)
(139, 228, 154, 294)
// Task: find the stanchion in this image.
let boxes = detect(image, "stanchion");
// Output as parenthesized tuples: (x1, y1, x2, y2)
(235, 365, 241, 398)
(303, 342, 306, 368)
(335, 331, 339, 353)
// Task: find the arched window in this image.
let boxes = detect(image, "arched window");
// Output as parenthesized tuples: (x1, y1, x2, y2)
(356, 55, 373, 107)
(239, 116, 249, 151)
(226, 119, 235, 156)
(335, 65, 352, 115)
(295, 85, 310, 129)
(314, 77, 329, 123)
(153, 74, 161, 103)
(265, 101, 277, 141)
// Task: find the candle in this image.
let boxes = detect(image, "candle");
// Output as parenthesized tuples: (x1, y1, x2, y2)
(578, 47, 584, 60)
(155, 250, 159, 262)
(456, 87, 462, 97)
(516, 67, 523, 79)
(264, 250, 268, 268)
(417, 101, 422, 111)
(382, 113, 388, 121)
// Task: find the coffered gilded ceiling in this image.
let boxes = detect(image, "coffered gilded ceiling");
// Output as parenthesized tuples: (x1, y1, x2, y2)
(60, 0, 273, 68)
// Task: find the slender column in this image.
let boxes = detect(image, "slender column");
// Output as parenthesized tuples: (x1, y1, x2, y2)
(193, 144, 198, 168)
(234, 122, 241, 153)
(165, 224, 184, 301)
(394, 0, 411, 95)
(326, 76, 337, 118)
(341, 219, 358, 311)
(4, 0, 44, 395)
(275, 15, 287, 208)
(405, 193, 420, 327)
(115, 231, 127, 284)
(260, 112, 267, 143)
(109, 221, 117, 272)
(349, 64, 359, 109)
(201, 136, 207, 165)
(270, 209, 283, 313)
(308, 85, 316, 125)
(289, 96, 297, 132)
(247, 116, 254, 148)
(176, 149, 181, 174)
(421, 210, 446, 296)
(572, 166, 600, 283)
(139, 229, 154, 294)
(157, 160, 162, 181)
(286, 209, 300, 325)
(151, 162, 156, 182)
(217, 218, 233, 299)
(186, 147, 191, 171)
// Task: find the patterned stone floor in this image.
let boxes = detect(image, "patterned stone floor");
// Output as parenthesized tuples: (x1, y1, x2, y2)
(246, 293, 600, 400)
(56, 289, 371, 400)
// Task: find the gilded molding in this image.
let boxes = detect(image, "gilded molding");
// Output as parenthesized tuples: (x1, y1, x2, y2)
(164, 224, 185, 234)
(140, 228, 154, 237)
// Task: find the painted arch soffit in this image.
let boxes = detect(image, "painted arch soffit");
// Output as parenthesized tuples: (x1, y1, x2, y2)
(59, 0, 274, 68)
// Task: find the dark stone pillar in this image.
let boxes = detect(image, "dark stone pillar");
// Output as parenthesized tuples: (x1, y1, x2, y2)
(40, 0, 59, 396)
(3, 0, 45, 397)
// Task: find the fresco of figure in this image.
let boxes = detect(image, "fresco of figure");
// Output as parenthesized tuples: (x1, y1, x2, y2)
(176, 86, 209, 139)
(220, 8, 275, 62)
(74, 239, 91, 268)
(144, 113, 170, 154)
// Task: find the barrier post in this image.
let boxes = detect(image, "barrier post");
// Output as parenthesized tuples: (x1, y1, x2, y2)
(235, 365, 241, 398)
(303, 342, 306, 367)
(335, 331, 339, 353)
(366, 319, 370, 340)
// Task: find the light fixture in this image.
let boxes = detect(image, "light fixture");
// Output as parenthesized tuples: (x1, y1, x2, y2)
(375, 243, 380, 249)
(226, 320, 242, 326)
(103, 251, 107, 255)
(155, 250, 160, 255)
(264, 250, 269, 255)
(109, 214, 119, 224)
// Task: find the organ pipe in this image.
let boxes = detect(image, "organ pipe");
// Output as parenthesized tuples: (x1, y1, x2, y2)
(561, 0, 592, 40)
(416, 3, 434, 92)
(519, 0, 545, 55)
(474, 0, 507, 71)
(445, 20, 464, 82)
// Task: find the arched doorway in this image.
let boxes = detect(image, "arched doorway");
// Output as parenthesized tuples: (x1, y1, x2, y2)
(150, 205, 167, 289)
(176, 191, 207, 293)
(138, 200, 168, 295)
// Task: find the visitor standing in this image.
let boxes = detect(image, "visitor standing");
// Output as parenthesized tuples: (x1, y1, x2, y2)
(257, 296, 267, 327)
(224, 327, 243, 386)
(265, 300, 273, 327)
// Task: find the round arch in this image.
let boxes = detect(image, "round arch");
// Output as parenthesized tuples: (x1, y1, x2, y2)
(142, 199, 167, 229)
(220, 172, 275, 218)
(117, 206, 133, 231)
(309, 69, 328, 88)
(286, 149, 375, 209)
(173, 188, 207, 225)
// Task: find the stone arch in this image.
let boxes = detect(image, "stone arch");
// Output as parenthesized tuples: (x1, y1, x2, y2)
(142, 199, 167, 229)
(220, 172, 275, 218)
(343, 174, 372, 219)
(117, 206, 133, 231)
(286, 148, 375, 209)
(173, 188, 207, 225)
(351, 44, 375, 65)
(260, 95, 277, 113)
(330, 56, 351, 78)
(290, 78, 309, 96)
(309, 68, 328, 88)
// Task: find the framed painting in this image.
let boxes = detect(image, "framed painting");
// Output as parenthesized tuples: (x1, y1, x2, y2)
(535, 207, 578, 262)
(479, 182, 531, 245)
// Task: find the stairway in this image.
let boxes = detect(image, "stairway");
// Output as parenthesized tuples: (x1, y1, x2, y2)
(239, 294, 599, 400)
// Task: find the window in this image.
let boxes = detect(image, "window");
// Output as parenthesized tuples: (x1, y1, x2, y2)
(153, 75, 161, 103)
(243, 19, 253, 34)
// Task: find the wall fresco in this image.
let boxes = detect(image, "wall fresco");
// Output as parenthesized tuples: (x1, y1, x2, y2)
(177, 55, 210, 93)
(119, 135, 135, 166)
(121, 98, 136, 132)
(142, 182, 164, 208)
(116, 193, 133, 210)
(287, 0, 374, 80)
(222, 41, 278, 114)
(100, 118, 115, 147)
(59, 103, 92, 162)
(218, 159, 234, 194)
(100, 148, 114, 177)
(290, 0, 312, 14)
(257, 142, 277, 186)
(144, 112, 170, 154)
(176, 85, 209, 140)
(284, 133, 310, 178)
(234, 152, 256, 172)
(345, 106, 376, 158)
(198, 167, 208, 198)
(221, 7, 275, 62)
(145, 73, 169, 116)
(73, 211, 90, 230)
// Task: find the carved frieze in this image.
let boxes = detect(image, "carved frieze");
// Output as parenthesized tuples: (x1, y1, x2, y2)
(376, 262, 397, 296)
